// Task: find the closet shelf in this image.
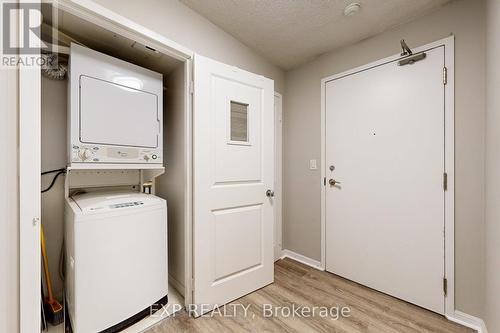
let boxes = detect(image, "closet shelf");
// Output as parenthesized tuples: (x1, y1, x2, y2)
(67, 164, 165, 171)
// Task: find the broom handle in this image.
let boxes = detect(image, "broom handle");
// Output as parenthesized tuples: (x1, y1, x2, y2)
(40, 226, 55, 302)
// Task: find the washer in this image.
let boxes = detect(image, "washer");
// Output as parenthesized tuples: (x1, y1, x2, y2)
(65, 191, 168, 333)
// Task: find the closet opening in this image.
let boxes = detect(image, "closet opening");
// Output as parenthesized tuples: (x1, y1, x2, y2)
(40, 4, 192, 332)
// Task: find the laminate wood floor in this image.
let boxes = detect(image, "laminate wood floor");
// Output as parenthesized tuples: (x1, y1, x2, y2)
(147, 258, 475, 333)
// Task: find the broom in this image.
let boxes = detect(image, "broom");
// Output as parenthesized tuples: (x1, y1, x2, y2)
(41, 225, 64, 325)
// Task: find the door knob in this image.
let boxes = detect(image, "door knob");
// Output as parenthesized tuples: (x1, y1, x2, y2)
(329, 179, 341, 186)
(266, 190, 275, 197)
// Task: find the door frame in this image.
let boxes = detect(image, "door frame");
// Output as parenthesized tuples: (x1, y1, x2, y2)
(274, 92, 283, 261)
(320, 36, 455, 316)
(18, 1, 42, 331)
(19, 0, 196, 326)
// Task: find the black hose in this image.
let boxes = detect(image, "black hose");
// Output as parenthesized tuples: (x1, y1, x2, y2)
(42, 168, 66, 175)
(41, 170, 66, 193)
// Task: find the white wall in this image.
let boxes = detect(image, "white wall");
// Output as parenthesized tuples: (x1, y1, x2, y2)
(156, 65, 187, 295)
(92, 0, 285, 94)
(484, 0, 500, 331)
(0, 68, 20, 333)
(41, 76, 67, 297)
(283, 0, 486, 316)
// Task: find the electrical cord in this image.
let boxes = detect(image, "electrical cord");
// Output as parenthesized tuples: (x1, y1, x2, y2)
(41, 168, 66, 193)
(41, 168, 65, 175)
(59, 240, 65, 281)
(41, 168, 67, 285)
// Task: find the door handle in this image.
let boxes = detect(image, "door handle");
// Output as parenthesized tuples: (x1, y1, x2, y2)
(266, 190, 275, 197)
(329, 179, 341, 186)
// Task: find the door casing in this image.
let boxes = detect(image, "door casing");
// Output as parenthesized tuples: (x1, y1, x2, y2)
(320, 35, 455, 316)
(274, 92, 283, 261)
(19, 1, 41, 331)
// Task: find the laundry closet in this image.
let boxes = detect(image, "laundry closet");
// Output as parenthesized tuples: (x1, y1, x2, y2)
(40, 5, 191, 332)
(38, 1, 275, 332)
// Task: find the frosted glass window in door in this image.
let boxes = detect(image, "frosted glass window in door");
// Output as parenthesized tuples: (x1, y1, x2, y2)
(230, 101, 249, 142)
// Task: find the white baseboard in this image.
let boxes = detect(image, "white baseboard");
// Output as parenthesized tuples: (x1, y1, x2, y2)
(168, 274, 185, 297)
(280, 249, 324, 271)
(447, 310, 488, 333)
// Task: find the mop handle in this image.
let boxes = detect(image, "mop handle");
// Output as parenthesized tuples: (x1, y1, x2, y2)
(40, 226, 55, 302)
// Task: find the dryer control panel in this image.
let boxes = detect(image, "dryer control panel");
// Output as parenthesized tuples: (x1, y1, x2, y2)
(71, 144, 161, 164)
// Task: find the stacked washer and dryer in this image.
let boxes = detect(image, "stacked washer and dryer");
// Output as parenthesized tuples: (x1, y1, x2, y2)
(65, 44, 168, 333)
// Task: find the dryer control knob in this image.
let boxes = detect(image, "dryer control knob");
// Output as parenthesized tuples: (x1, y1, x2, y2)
(79, 149, 90, 161)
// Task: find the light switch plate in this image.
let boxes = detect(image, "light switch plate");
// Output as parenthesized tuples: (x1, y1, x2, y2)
(309, 159, 317, 170)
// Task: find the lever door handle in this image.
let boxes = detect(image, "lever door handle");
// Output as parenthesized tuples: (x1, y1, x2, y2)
(329, 179, 341, 186)
(266, 189, 275, 197)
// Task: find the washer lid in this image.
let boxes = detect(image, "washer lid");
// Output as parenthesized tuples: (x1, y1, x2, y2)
(71, 191, 164, 213)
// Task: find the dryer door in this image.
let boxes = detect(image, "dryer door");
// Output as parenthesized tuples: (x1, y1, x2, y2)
(79, 75, 160, 148)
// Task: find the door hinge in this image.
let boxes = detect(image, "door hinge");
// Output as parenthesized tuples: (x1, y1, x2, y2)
(443, 277, 448, 296)
(323, 177, 326, 186)
(443, 67, 448, 85)
(443, 172, 448, 191)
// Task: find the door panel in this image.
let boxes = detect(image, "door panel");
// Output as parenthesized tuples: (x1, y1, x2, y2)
(214, 76, 262, 183)
(325, 47, 445, 314)
(213, 205, 263, 280)
(193, 55, 274, 315)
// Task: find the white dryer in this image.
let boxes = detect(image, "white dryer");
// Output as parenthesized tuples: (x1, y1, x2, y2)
(68, 43, 164, 166)
(65, 191, 168, 333)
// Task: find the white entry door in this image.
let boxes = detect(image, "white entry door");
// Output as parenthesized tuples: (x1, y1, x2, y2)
(325, 46, 445, 314)
(193, 55, 274, 315)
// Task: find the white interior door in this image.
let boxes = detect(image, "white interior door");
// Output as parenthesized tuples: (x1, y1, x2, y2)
(325, 46, 445, 314)
(193, 55, 274, 315)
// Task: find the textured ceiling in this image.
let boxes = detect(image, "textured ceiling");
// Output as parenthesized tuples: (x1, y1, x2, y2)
(180, 0, 452, 70)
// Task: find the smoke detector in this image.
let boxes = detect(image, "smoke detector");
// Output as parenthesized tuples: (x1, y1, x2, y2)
(344, 3, 361, 16)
